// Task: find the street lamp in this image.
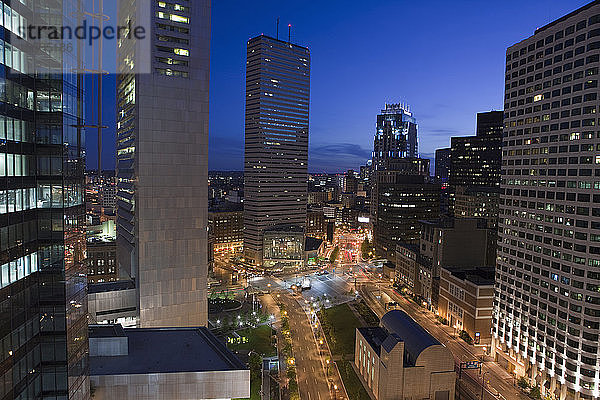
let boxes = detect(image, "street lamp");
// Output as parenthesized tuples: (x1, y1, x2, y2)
(481, 370, 490, 400)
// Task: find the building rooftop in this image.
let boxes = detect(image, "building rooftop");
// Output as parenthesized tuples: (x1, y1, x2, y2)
(380, 310, 441, 366)
(209, 201, 244, 213)
(443, 266, 495, 286)
(89, 325, 246, 375)
(534, 0, 600, 34)
(88, 280, 135, 294)
(305, 236, 323, 251)
(357, 327, 388, 356)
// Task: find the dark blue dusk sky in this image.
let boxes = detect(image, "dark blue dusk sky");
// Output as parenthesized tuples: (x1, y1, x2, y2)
(85, 0, 591, 173)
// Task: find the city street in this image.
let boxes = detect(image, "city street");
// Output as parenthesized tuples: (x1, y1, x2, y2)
(213, 232, 527, 400)
(357, 280, 528, 400)
(278, 292, 332, 400)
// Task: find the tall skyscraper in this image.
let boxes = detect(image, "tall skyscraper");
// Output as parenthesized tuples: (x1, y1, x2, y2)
(116, 0, 210, 327)
(243, 34, 311, 268)
(0, 1, 89, 398)
(372, 103, 418, 171)
(449, 111, 503, 188)
(493, 3, 600, 399)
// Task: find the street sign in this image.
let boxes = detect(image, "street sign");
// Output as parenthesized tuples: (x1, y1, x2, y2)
(462, 360, 480, 369)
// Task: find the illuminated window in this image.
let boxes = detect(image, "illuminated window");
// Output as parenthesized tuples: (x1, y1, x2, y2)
(174, 48, 189, 56)
(170, 14, 188, 23)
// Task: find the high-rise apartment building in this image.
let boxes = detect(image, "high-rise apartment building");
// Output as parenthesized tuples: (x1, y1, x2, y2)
(372, 103, 418, 171)
(243, 35, 310, 268)
(493, 3, 600, 399)
(449, 111, 503, 188)
(0, 1, 89, 398)
(116, 0, 210, 327)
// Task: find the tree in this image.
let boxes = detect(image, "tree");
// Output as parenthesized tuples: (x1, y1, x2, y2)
(330, 246, 339, 264)
(361, 239, 373, 259)
(248, 352, 262, 381)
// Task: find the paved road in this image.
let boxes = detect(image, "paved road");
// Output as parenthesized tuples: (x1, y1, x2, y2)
(358, 281, 528, 400)
(278, 292, 331, 400)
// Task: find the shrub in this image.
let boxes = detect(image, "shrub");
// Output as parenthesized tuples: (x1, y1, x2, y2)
(517, 376, 530, 390)
(459, 330, 473, 345)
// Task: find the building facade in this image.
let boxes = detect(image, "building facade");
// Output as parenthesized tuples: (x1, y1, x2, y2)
(373, 158, 440, 259)
(87, 240, 117, 283)
(354, 310, 455, 400)
(243, 34, 310, 268)
(438, 267, 495, 345)
(454, 185, 500, 228)
(449, 111, 503, 189)
(0, 0, 90, 398)
(493, 3, 600, 399)
(372, 103, 418, 171)
(435, 147, 451, 182)
(208, 203, 244, 254)
(262, 225, 305, 271)
(116, 0, 211, 327)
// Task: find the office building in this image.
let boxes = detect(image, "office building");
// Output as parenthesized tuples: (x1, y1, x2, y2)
(115, 0, 210, 327)
(454, 185, 500, 228)
(344, 169, 358, 193)
(449, 111, 503, 188)
(306, 207, 325, 238)
(373, 158, 440, 259)
(435, 148, 451, 182)
(395, 218, 495, 307)
(87, 239, 117, 283)
(0, 0, 90, 398)
(438, 266, 495, 345)
(372, 103, 418, 172)
(243, 34, 310, 268)
(355, 310, 455, 400)
(208, 202, 244, 254)
(493, 3, 600, 399)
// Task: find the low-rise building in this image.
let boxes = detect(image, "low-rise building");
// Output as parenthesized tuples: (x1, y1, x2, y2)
(438, 266, 494, 345)
(90, 324, 250, 399)
(305, 236, 324, 266)
(87, 239, 117, 283)
(355, 310, 455, 400)
(262, 224, 305, 271)
(306, 207, 325, 237)
(208, 201, 244, 254)
(88, 280, 138, 327)
(395, 243, 434, 305)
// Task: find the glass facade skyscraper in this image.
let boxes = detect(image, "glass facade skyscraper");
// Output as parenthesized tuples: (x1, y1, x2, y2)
(0, 0, 88, 399)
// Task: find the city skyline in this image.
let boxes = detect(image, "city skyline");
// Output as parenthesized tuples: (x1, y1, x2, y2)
(84, 0, 591, 173)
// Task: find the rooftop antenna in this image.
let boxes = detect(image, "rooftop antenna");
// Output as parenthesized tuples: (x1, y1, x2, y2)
(276, 17, 279, 40)
(288, 23, 291, 43)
